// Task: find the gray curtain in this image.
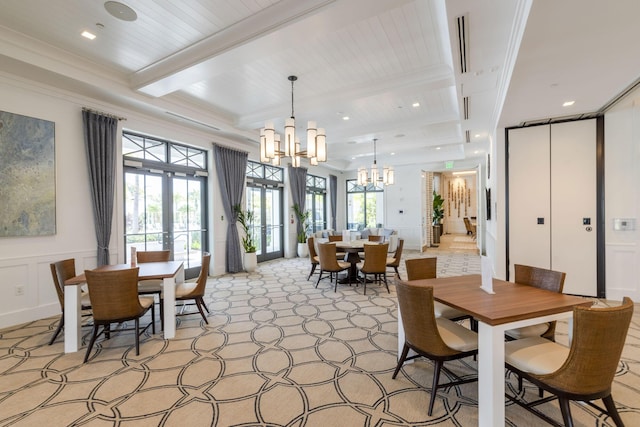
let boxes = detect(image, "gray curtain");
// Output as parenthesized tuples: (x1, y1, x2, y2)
(329, 174, 337, 230)
(214, 144, 248, 273)
(82, 110, 118, 266)
(288, 166, 308, 236)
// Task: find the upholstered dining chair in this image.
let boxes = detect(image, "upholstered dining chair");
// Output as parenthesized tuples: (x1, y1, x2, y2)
(315, 242, 351, 291)
(328, 235, 345, 255)
(359, 242, 389, 294)
(83, 267, 155, 362)
(386, 238, 404, 275)
(164, 252, 211, 324)
(368, 235, 384, 242)
(136, 249, 171, 329)
(393, 279, 478, 416)
(463, 217, 476, 236)
(306, 237, 320, 280)
(505, 297, 633, 427)
(404, 257, 471, 322)
(505, 264, 567, 341)
(49, 259, 92, 345)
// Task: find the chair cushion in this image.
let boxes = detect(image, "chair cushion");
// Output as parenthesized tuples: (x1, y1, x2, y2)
(386, 257, 396, 265)
(138, 296, 155, 310)
(174, 281, 198, 298)
(337, 261, 351, 269)
(434, 301, 468, 320)
(436, 317, 477, 352)
(505, 336, 569, 375)
(505, 323, 550, 340)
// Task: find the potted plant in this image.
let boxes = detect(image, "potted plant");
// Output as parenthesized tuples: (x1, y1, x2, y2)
(432, 191, 445, 245)
(234, 205, 257, 272)
(292, 203, 310, 257)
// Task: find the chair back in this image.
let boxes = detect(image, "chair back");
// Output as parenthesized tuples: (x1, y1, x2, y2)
(387, 239, 404, 268)
(328, 235, 343, 242)
(395, 279, 460, 357)
(368, 235, 384, 242)
(307, 237, 318, 260)
(549, 297, 633, 395)
(514, 264, 566, 293)
(317, 243, 341, 271)
(361, 243, 389, 273)
(137, 250, 171, 263)
(50, 259, 77, 309)
(85, 267, 144, 322)
(405, 257, 437, 280)
(184, 252, 211, 298)
(463, 217, 473, 234)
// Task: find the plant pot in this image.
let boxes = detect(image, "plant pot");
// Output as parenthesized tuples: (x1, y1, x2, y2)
(297, 242, 309, 258)
(432, 224, 442, 245)
(244, 252, 257, 272)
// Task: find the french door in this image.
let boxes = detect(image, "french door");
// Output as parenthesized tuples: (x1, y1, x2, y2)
(246, 183, 284, 262)
(124, 169, 207, 279)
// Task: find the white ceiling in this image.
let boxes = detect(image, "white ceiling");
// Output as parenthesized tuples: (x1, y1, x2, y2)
(0, 0, 638, 172)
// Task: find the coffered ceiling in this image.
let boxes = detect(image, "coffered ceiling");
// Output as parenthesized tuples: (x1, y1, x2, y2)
(0, 0, 638, 172)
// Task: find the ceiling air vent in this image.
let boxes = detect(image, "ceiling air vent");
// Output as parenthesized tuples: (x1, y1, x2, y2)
(463, 96, 469, 120)
(465, 130, 471, 143)
(165, 111, 220, 131)
(456, 14, 469, 74)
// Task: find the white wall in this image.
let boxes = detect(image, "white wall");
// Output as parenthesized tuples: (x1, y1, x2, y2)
(382, 166, 423, 251)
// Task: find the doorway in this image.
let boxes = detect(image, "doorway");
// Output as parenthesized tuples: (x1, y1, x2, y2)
(246, 183, 284, 262)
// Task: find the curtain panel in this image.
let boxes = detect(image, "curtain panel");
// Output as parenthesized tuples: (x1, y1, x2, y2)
(82, 109, 118, 266)
(329, 174, 337, 230)
(214, 144, 248, 273)
(288, 166, 308, 237)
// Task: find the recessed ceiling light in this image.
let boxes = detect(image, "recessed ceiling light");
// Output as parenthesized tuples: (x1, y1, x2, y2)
(436, 147, 441, 150)
(563, 100, 575, 107)
(412, 102, 420, 108)
(342, 116, 349, 121)
(104, 1, 138, 22)
(81, 31, 96, 40)
(474, 134, 480, 138)
(391, 152, 396, 156)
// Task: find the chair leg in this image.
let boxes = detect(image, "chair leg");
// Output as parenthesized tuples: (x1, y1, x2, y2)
(307, 264, 317, 280)
(383, 272, 389, 293)
(603, 395, 624, 427)
(392, 343, 410, 379)
(49, 313, 64, 345)
(135, 318, 140, 356)
(393, 266, 399, 275)
(150, 303, 156, 335)
(363, 273, 368, 295)
(558, 398, 574, 427)
(159, 297, 164, 331)
(428, 360, 443, 416)
(195, 297, 209, 324)
(83, 324, 100, 363)
(315, 270, 324, 288)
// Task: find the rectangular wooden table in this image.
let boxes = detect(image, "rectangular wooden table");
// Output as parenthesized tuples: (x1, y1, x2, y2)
(64, 261, 184, 354)
(397, 274, 592, 427)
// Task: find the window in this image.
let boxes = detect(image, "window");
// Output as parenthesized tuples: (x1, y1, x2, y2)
(346, 180, 384, 230)
(306, 174, 326, 232)
(123, 132, 208, 279)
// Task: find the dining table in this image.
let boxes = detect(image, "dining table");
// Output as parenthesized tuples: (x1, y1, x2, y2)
(64, 260, 184, 354)
(397, 274, 592, 427)
(335, 239, 370, 284)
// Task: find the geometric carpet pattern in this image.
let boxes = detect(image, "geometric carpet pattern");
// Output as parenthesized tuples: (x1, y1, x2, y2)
(1, 244, 639, 426)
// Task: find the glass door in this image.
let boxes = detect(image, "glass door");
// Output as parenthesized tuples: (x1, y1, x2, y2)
(124, 169, 207, 279)
(246, 184, 283, 262)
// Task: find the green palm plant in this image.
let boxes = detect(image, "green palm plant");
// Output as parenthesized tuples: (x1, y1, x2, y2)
(234, 205, 257, 253)
(433, 191, 445, 225)
(292, 203, 310, 243)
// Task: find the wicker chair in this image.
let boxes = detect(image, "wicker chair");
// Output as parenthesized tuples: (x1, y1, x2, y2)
(505, 297, 633, 427)
(164, 252, 211, 324)
(463, 217, 476, 236)
(393, 279, 478, 416)
(358, 243, 389, 294)
(306, 237, 320, 280)
(505, 264, 566, 341)
(328, 235, 345, 255)
(404, 257, 471, 322)
(385, 238, 404, 275)
(49, 259, 92, 345)
(315, 243, 351, 291)
(83, 267, 155, 362)
(136, 250, 171, 329)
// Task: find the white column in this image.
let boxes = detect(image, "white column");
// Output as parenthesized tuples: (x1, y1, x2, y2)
(63, 284, 82, 353)
(477, 321, 505, 427)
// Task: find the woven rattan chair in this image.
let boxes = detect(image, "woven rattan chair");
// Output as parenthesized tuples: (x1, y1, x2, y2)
(49, 259, 92, 345)
(505, 264, 567, 341)
(328, 235, 345, 255)
(315, 242, 351, 291)
(358, 242, 389, 294)
(386, 238, 404, 275)
(306, 237, 320, 280)
(83, 267, 155, 362)
(463, 217, 476, 236)
(404, 257, 471, 322)
(136, 250, 171, 329)
(393, 279, 478, 416)
(164, 252, 211, 324)
(505, 297, 633, 427)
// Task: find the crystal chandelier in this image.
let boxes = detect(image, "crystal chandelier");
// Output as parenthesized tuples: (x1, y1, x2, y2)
(260, 75, 326, 167)
(357, 138, 394, 186)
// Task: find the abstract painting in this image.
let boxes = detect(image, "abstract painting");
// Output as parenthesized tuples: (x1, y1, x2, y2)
(0, 111, 55, 237)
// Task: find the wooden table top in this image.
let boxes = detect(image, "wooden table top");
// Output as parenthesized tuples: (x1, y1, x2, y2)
(335, 239, 383, 250)
(65, 261, 184, 285)
(407, 274, 592, 326)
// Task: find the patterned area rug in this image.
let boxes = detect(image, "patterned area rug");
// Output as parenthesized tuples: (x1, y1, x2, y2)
(1, 251, 639, 426)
